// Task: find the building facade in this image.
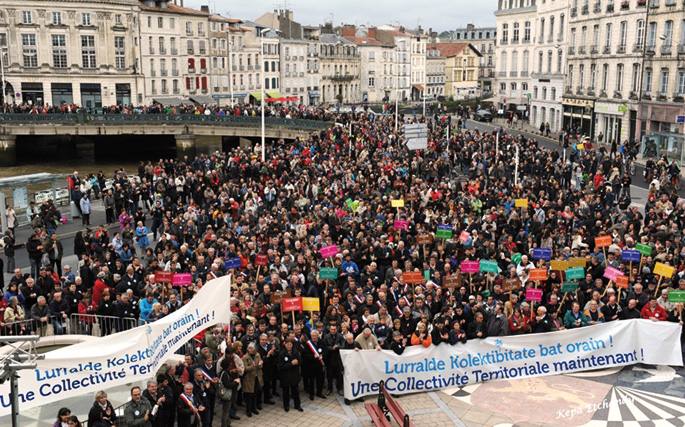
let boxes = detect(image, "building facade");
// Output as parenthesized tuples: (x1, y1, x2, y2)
(432, 43, 483, 100)
(636, 0, 685, 165)
(410, 31, 428, 101)
(319, 31, 361, 104)
(280, 38, 308, 103)
(261, 29, 281, 97)
(304, 26, 321, 105)
(342, 26, 394, 103)
(442, 24, 497, 95)
(426, 46, 445, 100)
(530, 0, 568, 132)
(0, 0, 143, 108)
(494, 0, 537, 118)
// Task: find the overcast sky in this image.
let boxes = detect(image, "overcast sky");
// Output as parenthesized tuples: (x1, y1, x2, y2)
(184, 0, 497, 32)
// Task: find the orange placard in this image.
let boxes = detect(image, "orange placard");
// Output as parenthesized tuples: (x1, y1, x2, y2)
(402, 272, 425, 284)
(528, 268, 548, 282)
(615, 276, 629, 289)
(595, 235, 612, 248)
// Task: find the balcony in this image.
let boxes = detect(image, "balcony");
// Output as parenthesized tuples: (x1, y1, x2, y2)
(617, 44, 626, 53)
(646, 44, 656, 55)
(510, 71, 518, 77)
(188, 67, 195, 73)
(511, 38, 520, 44)
(607, 2, 615, 11)
(591, 45, 599, 54)
(329, 73, 355, 81)
(187, 48, 194, 55)
(642, 91, 651, 100)
(172, 69, 179, 76)
(150, 69, 156, 77)
(648, 0, 658, 7)
(171, 48, 178, 55)
(160, 48, 167, 55)
(620, 0, 629, 9)
(199, 49, 206, 55)
(161, 88, 168, 94)
(665, 0, 676, 5)
(661, 44, 672, 55)
(239, 65, 245, 71)
(520, 71, 529, 77)
(587, 87, 596, 96)
(674, 92, 684, 102)
(571, 6, 578, 16)
(231, 65, 237, 71)
(594, 1, 602, 12)
(500, 39, 508, 45)
(173, 88, 180, 95)
(629, 91, 638, 100)
(149, 48, 156, 55)
(201, 88, 208, 94)
(603, 46, 611, 54)
(186, 29, 194, 36)
(200, 68, 207, 74)
(198, 31, 206, 37)
(576, 86, 584, 95)
(578, 46, 586, 54)
(582, 4, 590, 14)
(160, 69, 168, 76)
(613, 90, 623, 99)
(633, 43, 644, 52)
(497, 71, 507, 77)
(565, 85, 572, 94)
(522, 38, 531, 44)
(568, 46, 576, 55)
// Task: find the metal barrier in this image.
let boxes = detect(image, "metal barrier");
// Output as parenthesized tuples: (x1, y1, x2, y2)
(69, 314, 138, 337)
(0, 113, 331, 131)
(1, 318, 41, 336)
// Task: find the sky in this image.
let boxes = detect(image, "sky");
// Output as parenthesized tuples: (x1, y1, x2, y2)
(184, 0, 497, 33)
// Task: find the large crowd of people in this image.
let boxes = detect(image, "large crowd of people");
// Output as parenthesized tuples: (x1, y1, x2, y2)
(2, 106, 685, 426)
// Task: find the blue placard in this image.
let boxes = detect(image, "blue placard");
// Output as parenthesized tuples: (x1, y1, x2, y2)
(437, 224, 452, 231)
(532, 248, 553, 261)
(224, 257, 242, 270)
(621, 249, 641, 263)
(676, 115, 685, 124)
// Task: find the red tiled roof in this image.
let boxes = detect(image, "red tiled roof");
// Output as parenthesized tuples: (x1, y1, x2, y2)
(428, 42, 473, 58)
(139, 3, 209, 16)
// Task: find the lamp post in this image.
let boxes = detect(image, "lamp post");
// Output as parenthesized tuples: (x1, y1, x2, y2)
(394, 45, 400, 134)
(0, 47, 7, 113)
(226, 32, 233, 106)
(260, 29, 266, 162)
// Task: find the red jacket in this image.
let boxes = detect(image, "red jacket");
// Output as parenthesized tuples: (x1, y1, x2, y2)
(92, 279, 108, 308)
(640, 303, 668, 321)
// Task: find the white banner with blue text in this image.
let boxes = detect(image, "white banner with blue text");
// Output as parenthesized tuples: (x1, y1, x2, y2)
(0, 275, 231, 415)
(341, 319, 682, 400)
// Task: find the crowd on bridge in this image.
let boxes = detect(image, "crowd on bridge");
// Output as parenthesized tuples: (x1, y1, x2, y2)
(2, 105, 685, 427)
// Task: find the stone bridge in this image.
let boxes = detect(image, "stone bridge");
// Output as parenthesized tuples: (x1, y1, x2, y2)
(0, 114, 330, 165)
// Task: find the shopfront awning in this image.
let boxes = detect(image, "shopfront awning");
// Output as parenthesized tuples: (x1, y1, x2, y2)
(189, 95, 216, 105)
(250, 91, 263, 101)
(152, 97, 188, 106)
(482, 96, 499, 103)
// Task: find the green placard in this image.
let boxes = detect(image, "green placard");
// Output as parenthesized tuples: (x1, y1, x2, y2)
(319, 267, 339, 280)
(424, 270, 431, 281)
(669, 290, 685, 303)
(480, 260, 499, 274)
(561, 282, 579, 293)
(511, 253, 522, 265)
(436, 229, 453, 239)
(565, 267, 585, 281)
(635, 243, 653, 257)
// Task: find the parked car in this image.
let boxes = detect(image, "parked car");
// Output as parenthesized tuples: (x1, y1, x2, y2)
(474, 110, 493, 122)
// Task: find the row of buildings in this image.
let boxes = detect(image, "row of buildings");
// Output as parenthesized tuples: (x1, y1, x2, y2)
(492, 0, 685, 163)
(0, 0, 496, 110)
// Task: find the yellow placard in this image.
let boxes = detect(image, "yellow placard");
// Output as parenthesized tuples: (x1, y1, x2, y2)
(550, 260, 569, 271)
(301, 297, 320, 312)
(567, 257, 587, 268)
(653, 262, 675, 279)
(514, 198, 528, 208)
(391, 199, 405, 208)
(576, 143, 585, 151)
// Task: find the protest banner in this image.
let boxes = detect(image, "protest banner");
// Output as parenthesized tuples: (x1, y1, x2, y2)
(635, 243, 653, 257)
(479, 260, 499, 274)
(528, 268, 548, 282)
(393, 220, 409, 230)
(565, 267, 585, 281)
(255, 254, 269, 267)
(532, 248, 552, 261)
(567, 257, 587, 268)
(0, 275, 232, 416)
(172, 273, 193, 287)
(443, 274, 460, 289)
(654, 262, 675, 279)
(224, 257, 242, 270)
(615, 276, 629, 289)
(669, 290, 685, 303)
(340, 319, 683, 400)
(621, 250, 641, 263)
(594, 235, 612, 249)
(514, 198, 528, 208)
(511, 253, 522, 265)
(281, 297, 303, 313)
(550, 260, 569, 271)
(561, 282, 579, 293)
(525, 288, 543, 302)
(154, 271, 174, 283)
(319, 267, 339, 280)
(460, 260, 480, 274)
(603, 266, 624, 282)
(319, 245, 339, 258)
(417, 234, 433, 245)
(402, 272, 424, 284)
(436, 228, 453, 239)
(459, 231, 471, 244)
(302, 297, 320, 312)
(391, 199, 405, 208)
(335, 208, 347, 219)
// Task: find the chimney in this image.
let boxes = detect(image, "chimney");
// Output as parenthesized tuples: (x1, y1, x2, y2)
(201, 5, 209, 12)
(341, 25, 356, 37)
(368, 27, 377, 40)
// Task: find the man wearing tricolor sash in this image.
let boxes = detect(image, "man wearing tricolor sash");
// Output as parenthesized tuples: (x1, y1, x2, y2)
(302, 330, 326, 400)
(177, 383, 206, 427)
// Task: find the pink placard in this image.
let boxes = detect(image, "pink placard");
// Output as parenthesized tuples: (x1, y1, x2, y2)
(172, 273, 193, 287)
(393, 220, 409, 230)
(603, 266, 624, 282)
(460, 260, 480, 274)
(335, 208, 347, 218)
(319, 245, 339, 258)
(525, 288, 543, 302)
(459, 231, 470, 244)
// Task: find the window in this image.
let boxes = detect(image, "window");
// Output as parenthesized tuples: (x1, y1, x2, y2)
(540, 19, 545, 42)
(170, 18, 175, 29)
(22, 11, 32, 25)
(593, 25, 599, 48)
(644, 67, 652, 92)
(549, 16, 555, 41)
(619, 21, 627, 48)
(571, 28, 577, 47)
(82, 13, 92, 26)
(616, 64, 624, 92)
(605, 23, 612, 48)
(648, 22, 657, 48)
(159, 37, 165, 52)
(631, 64, 640, 92)
(559, 14, 565, 40)
(602, 64, 608, 90)
(538, 51, 543, 73)
(186, 22, 192, 35)
(52, 11, 62, 26)
(158, 17, 164, 29)
(534, 86, 539, 99)
(513, 23, 520, 42)
(21, 34, 37, 67)
(369, 77, 375, 87)
(579, 64, 585, 87)
(511, 82, 517, 91)
(659, 68, 669, 94)
(678, 71, 685, 95)
(636, 20, 645, 48)
(368, 51, 375, 61)
(81, 35, 96, 68)
(511, 51, 518, 71)
(547, 51, 552, 73)
(52, 34, 67, 68)
(557, 50, 562, 72)
(502, 24, 508, 42)
(147, 16, 152, 28)
(115, 14, 122, 26)
(590, 64, 597, 88)
(568, 65, 574, 87)
(524, 22, 531, 42)
(664, 20, 673, 45)
(522, 50, 529, 71)
(551, 87, 556, 100)
(680, 19, 685, 46)
(115, 36, 125, 69)
(581, 26, 587, 47)
(500, 82, 506, 91)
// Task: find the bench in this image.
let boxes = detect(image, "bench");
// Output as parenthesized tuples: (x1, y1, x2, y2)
(364, 402, 392, 427)
(378, 380, 414, 427)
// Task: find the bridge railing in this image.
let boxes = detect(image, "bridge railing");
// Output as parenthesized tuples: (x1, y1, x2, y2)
(0, 113, 330, 131)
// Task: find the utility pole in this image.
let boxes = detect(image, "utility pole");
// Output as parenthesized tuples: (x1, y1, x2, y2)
(1, 47, 7, 112)
(394, 45, 400, 134)
(227, 31, 233, 106)
(260, 29, 266, 162)
(514, 144, 520, 187)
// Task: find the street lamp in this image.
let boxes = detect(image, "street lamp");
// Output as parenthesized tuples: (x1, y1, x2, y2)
(394, 45, 400, 134)
(0, 47, 7, 113)
(259, 28, 266, 162)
